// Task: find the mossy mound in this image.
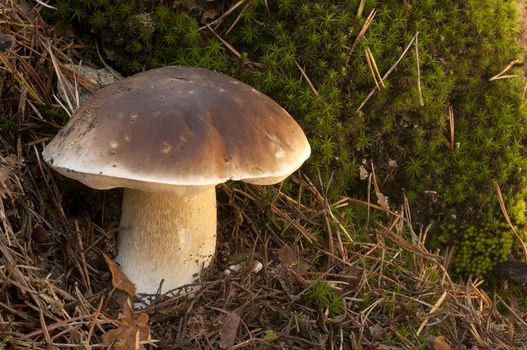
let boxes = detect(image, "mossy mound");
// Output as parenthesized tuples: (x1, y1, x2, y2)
(45, 0, 527, 276)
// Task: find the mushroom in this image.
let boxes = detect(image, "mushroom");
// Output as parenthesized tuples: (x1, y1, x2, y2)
(42, 66, 311, 294)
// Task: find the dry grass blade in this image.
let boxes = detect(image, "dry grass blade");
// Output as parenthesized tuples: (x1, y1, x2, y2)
(415, 31, 424, 106)
(200, 0, 247, 30)
(206, 25, 239, 60)
(447, 106, 455, 150)
(32, 0, 57, 10)
(345, 9, 376, 67)
(489, 59, 522, 81)
(365, 47, 384, 90)
(416, 291, 447, 335)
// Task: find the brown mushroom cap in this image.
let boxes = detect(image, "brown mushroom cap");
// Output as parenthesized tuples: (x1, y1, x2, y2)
(43, 66, 310, 193)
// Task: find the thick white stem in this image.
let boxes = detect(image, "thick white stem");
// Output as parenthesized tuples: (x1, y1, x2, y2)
(116, 187, 217, 294)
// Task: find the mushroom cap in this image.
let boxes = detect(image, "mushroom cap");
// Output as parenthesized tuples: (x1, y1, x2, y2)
(43, 66, 310, 193)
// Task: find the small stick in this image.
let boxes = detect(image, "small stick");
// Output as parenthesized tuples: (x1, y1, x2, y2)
(448, 106, 455, 150)
(200, 0, 247, 30)
(38, 308, 53, 349)
(226, 3, 250, 35)
(32, 0, 57, 9)
(521, 81, 527, 99)
(415, 32, 424, 106)
(416, 291, 447, 335)
(318, 172, 334, 267)
(86, 296, 104, 344)
(205, 23, 242, 59)
(365, 173, 372, 231)
(295, 61, 318, 96)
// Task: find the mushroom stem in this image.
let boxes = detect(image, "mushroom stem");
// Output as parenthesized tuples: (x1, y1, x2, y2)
(116, 187, 217, 294)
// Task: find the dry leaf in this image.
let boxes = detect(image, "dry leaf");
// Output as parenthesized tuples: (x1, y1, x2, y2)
(219, 312, 241, 348)
(376, 192, 389, 210)
(277, 245, 310, 274)
(429, 336, 453, 350)
(369, 324, 386, 340)
(33, 224, 52, 243)
(103, 298, 151, 350)
(277, 245, 297, 267)
(201, 9, 219, 23)
(388, 159, 398, 168)
(103, 253, 136, 296)
(359, 165, 369, 180)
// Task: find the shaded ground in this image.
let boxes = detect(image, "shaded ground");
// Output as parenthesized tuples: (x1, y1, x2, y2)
(1, 1, 527, 349)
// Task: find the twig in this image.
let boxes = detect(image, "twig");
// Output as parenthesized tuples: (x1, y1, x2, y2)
(32, 0, 57, 10)
(46, 41, 75, 114)
(295, 61, 318, 96)
(415, 32, 424, 106)
(86, 297, 104, 344)
(416, 291, 447, 335)
(205, 23, 242, 59)
(521, 81, 527, 99)
(448, 106, 455, 150)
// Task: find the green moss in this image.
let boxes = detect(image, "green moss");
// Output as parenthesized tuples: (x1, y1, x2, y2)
(303, 280, 343, 317)
(44, 0, 527, 276)
(0, 337, 9, 350)
(443, 221, 513, 275)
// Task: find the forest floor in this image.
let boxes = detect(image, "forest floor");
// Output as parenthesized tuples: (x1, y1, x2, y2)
(1, 1, 527, 349)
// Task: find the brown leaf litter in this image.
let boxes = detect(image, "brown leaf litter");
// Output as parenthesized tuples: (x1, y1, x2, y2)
(102, 298, 152, 350)
(219, 311, 241, 348)
(104, 253, 136, 297)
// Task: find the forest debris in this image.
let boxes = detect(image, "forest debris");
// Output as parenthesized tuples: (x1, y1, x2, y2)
(219, 312, 241, 348)
(0, 32, 15, 52)
(102, 298, 152, 350)
(277, 245, 297, 267)
(104, 253, 136, 296)
(428, 336, 453, 350)
(369, 324, 386, 340)
(201, 9, 219, 23)
(277, 245, 310, 274)
(224, 260, 263, 275)
(2, 0, 527, 348)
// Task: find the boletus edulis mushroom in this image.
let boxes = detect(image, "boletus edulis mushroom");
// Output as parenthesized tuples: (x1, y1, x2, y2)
(43, 66, 310, 294)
